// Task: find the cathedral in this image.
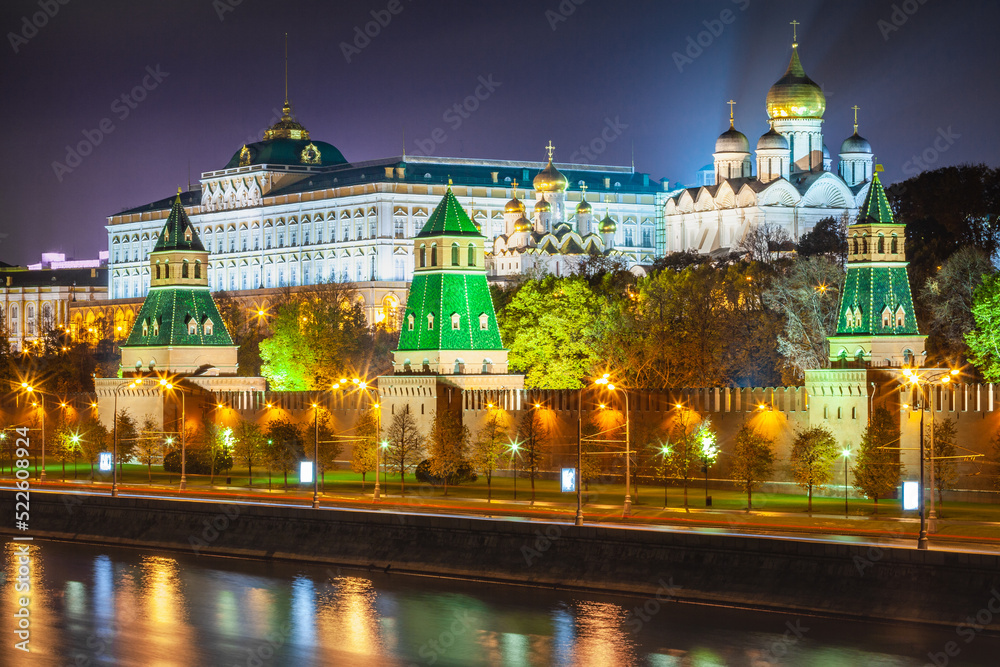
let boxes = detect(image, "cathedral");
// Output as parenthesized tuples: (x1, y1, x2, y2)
(663, 34, 876, 254)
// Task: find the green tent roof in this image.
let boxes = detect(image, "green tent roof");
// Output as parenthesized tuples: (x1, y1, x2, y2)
(858, 172, 894, 225)
(153, 194, 206, 253)
(416, 186, 482, 237)
(123, 287, 234, 347)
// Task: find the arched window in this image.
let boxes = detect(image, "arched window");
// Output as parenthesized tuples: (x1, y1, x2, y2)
(451, 243, 460, 266)
(877, 235, 885, 254)
(852, 238, 859, 255)
(182, 260, 189, 278)
(419, 245, 426, 268)
(203, 319, 214, 336)
(152, 319, 159, 336)
(164, 263, 170, 279)
(188, 319, 198, 335)
(142, 320, 149, 336)
(9, 305, 18, 334)
(194, 261, 201, 279)
(891, 235, 898, 254)
(427, 313, 435, 330)
(881, 307, 892, 328)
(155, 264, 161, 280)
(468, 244, 476, 266)
(861, 238, 868, 254)
(895, 306, 905, 328)
(451, 313, 460, 330)
(479, 313, 489, 330)
(407, 314, 415, 331)
(430, 244, 437, 266)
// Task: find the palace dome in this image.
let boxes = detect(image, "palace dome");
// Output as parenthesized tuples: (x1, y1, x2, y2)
(533, 160, 568, 192)
(756, 126, 789, 151)
(766, 46, 826, 119)
(716, 125, 750, 154)
(224, 100, 348, 169)
(841, 131, 873, 154)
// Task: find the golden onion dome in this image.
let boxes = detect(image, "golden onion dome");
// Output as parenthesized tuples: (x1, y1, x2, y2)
(599, 214, 617, 234)
(513, 217, 532, 233)
(765, 45, 825, 120)
(535, 199, 552, 213)
(533, 159, 569, 193)
(576, 198, 592, 214)
(504, 197, 525, 214)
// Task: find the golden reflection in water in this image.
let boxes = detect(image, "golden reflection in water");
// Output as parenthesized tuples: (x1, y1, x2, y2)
(243, 586, 276, 638)
(138, 555, 195, 667)
(2, 541, 55, 658)
(569, 601, 636, 667)
(316, 576, 384, 659)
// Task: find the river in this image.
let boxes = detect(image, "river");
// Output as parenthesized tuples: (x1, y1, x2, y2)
(3, 537, 998, 666)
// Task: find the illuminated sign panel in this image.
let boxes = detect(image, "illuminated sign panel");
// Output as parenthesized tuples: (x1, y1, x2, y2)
(902, 481, 919, 510)
(300, 461, 314, 484)
(561, 468, 576, 492)
(98, 452, 113, 472)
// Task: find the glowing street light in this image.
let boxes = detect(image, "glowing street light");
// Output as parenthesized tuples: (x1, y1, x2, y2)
(841, 447, 852, 518)
(20, 383, 47, 480)
(595, 373, 632, 517)
(509, 441, 521, 501)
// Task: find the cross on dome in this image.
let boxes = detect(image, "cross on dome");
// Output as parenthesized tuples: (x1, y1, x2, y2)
(790, 19, 800, 46)
(545, 141, 555, 160)
(727, 99, 736, 127)
(852, 104, 860, 133)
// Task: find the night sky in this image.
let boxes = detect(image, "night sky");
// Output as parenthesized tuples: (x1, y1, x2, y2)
(1, 0, 996, 265)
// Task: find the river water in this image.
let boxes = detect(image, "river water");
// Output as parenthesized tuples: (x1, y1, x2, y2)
(3, 537, 998, 666)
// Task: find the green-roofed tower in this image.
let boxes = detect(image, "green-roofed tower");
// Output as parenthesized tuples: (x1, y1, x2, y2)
(119, 191, 239, 375)
(393, 185, 511, 375)
(827, 170, 926, 366)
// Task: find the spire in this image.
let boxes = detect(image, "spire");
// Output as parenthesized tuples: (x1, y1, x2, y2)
(283, 32, 289, 106)
(858, 168, 894, 225)
(153, 192, 205, 253)
(417, 186, 480, 237)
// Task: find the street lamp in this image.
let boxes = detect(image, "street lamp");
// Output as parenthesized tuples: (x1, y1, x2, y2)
(841, 447, 851, 518)
(333, 376, 382, 501)
(20, 383, 46, 480)
(596, 374, 631, 518)
(658, 442, 672, 508)
(311, 398, 321, 509)
(509, 441, 520, 501)
(699, 427, 719, 507)
(159, 378, 191, 490)
(902, 367, 959, 550)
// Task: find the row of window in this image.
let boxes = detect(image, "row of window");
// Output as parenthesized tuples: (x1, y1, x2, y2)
(851, 234, 899, 255)
(153, 260, 202, 280)
(406, 312, 490, 332)
(5, 303, 54, 336)
(139, 317, 214, 337)
(843, 305, 906, 328)
(418, 242, 477, 269)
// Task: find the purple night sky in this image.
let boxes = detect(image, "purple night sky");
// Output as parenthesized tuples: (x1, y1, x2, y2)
(0, 0, 996, 265)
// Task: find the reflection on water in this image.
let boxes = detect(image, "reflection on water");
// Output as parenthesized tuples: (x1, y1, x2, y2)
(3, 537, 1000, 666)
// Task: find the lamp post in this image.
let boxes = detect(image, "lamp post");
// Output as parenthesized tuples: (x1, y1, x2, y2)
(841, 447, 851, 518)
(333, 377, 381, 501)
(574, 390, 584, 526)
(159, 379, 190, 490)
(509, 441, 520, 501)
(903, 367, 958, 550)
(20, 384, 45, 480)
(312, 396, 320, 509)
(111, 379, 139, 497)
(596, 374, 631, 517)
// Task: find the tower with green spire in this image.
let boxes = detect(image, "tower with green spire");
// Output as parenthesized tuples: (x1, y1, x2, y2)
(393, 185, 510, 374)
(119, 191, 240, 375)
(827, 170, 926, 366)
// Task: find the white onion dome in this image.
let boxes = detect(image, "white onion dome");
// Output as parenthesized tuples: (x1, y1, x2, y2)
(716, 123, 750, 153)
(840, 131, 873, 154)
(756, 126, 789, 151)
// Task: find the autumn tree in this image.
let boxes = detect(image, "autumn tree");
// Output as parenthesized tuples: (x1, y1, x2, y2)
(265, 418, 304, 489)
(351, 410, 380, 492)
(665, 409, 701, 509)
(472, 409, 509, 502)
(789, 426, 839, 513)
(133, 415, 161, 483)
(731, 422, 775, 512)
(77, 417, 108, 479)
(427, 410, 470, 496)
(384, 405, 424, 494)
(931, 418, 959, 505)
(763, 256, 846, 379)
(517, 408, 548, 503)
(852, 407, 902, 512)
(498, 276, 601, 389)
(213, 290, 269, 377)
(233, 418, 266, 486)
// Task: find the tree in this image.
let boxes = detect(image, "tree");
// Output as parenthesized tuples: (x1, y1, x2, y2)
(789, 426, 839, 513)
(265, 418, 304, 489)
(233, 419, 266, 486)
(77, 418, 108, 480)
(384, 406, 424, 494)
(693, 418, 719, 506)
(852, 407, 903, 512)
(763, 256, 846, 379)
(498, 276, 602, 389)
(796, 215, 848, 263)
(517, 408, 548, 504)
(133, 415, 161, 483)
(428, 410, 470, 496)
(214, 290, 268, 377)
(665, 409, 700, 509)
(730, 422, 775, 512)
(736, 222, 793, 264)
(313, 411, 341, 491)
(51, 419, 79, 481)
(921, 246, 995, 365)
(202, 420, 236, 484)
(931, 418, 958, 505)
(114, 411, 138, 479)
(966, 272, 1000, 381)
(472, 410, 508, 502)
(351, 410, 379, 492)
